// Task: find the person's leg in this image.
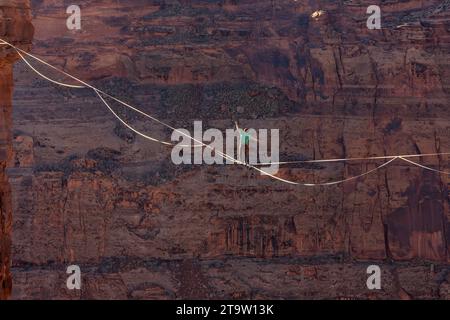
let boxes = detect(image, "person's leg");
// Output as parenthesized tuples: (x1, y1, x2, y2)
(240, 141, 247, 164)
(237, 138, 242, 163)
(245, 145, 250, 164)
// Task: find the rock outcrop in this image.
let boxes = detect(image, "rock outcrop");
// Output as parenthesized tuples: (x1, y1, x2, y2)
(6, 0, 450, 299)
(0, 0, 33, 299)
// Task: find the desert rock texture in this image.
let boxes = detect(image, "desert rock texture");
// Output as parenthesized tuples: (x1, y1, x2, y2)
(4, 0, 450, 299)
(0, 0, 33, 300)
(0, 0, 33, 299)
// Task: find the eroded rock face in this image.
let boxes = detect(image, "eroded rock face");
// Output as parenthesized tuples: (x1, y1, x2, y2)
(0, 0, 33, 299)
(7, 0, 450, 299)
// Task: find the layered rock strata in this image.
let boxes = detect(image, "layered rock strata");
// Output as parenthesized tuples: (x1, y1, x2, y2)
(7, 0, 450, 299)
(0, 0, 33, 299)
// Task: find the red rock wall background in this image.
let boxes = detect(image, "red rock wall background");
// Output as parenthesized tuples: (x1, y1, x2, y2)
(0, 0, 33, 299)
(4, 0, 450, 299)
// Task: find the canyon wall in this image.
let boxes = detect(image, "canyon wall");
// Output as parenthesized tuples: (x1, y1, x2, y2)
(6, 0, 450, 299)
(0, 0, 33, 299)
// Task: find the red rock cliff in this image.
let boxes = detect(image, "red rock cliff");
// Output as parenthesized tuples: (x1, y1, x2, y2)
(0, 0, 33, 299)
(6, 0, 450, 299)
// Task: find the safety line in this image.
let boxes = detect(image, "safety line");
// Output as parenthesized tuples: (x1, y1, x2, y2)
(255, 152, 450, 166)
(17, 51, 85, 89)
(399, 157, 450, 175)
(8, 41, 202, 148)
(302, 157, 398, 187)
(94, 89, 172, 146)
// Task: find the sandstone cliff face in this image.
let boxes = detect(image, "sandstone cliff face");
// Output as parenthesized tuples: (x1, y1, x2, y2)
(0, 0, 33, 299)
(7, 0, 450, 299)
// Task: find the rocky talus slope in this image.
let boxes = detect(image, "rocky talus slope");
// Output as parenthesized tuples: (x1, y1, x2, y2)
(5, 0, 450, 299)
(0, 0, 33, 300)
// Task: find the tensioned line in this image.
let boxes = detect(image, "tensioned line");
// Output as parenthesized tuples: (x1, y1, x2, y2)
(1, 38, 449, 186)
